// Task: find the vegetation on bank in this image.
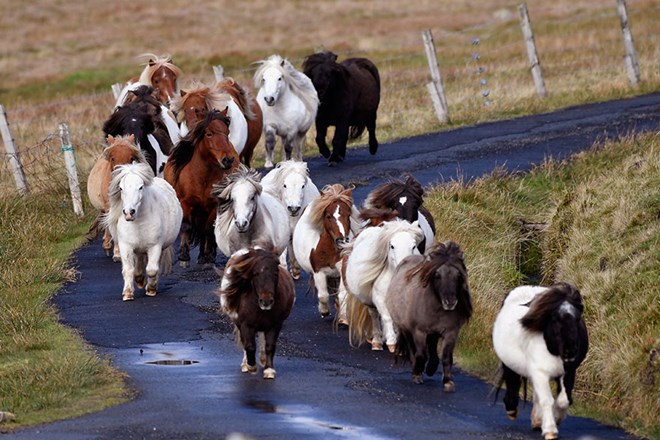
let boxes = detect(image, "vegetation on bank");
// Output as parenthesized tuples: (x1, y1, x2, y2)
(424, 132, 659, 438)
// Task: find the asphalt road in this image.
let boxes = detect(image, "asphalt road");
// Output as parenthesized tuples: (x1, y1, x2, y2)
(7, 93, 659, 440)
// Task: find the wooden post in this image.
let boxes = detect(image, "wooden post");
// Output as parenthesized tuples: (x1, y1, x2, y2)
(518, 3, 547, 97)
(0, 104, 29, 196)
(213, 65, 225, 82)
(58, 123, 84, 216)
(616, 0, 641, 86)
(111, 82, 124, 101)
(421, 29, 450, 124)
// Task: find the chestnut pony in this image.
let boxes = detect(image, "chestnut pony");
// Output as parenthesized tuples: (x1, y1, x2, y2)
(164, 109, 239, 267)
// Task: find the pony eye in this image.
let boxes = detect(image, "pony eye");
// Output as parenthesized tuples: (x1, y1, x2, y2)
(283, 184, 287, 188)
(390, 244, 394, 250)
(139, 185, 144, 190)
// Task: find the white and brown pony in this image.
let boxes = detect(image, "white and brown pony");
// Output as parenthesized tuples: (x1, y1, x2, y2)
(261, 160, 320, 279)
(492, 283, 589, 440)
(103, 162, 182, 301)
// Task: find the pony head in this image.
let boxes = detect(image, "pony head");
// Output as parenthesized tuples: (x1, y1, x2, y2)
(138, 53, 182, 107)
(256, 55, 287, 106)
(302, 51, 341, 102)
(311, 184, 354, 247)
(273, 161, 310, 216)
(364, 173, 425, 224)
(105, 134, 145, 168)
(221, 245, 280, 311)
(384, 219, 423, 269)
(214, 165, 263, 233)
(108, 163, 154, 222)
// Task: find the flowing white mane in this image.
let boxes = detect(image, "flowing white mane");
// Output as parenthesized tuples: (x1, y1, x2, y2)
(264, 160, 310, 199)
(253, 54, 319, 115)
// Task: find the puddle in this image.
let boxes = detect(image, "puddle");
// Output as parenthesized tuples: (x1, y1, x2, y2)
(145, 359, 200, 366)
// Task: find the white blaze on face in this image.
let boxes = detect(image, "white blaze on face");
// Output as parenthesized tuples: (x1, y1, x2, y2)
(399, 196, 407, 207)
(559, 300, 577, 317)
(333, 205, 346, 237)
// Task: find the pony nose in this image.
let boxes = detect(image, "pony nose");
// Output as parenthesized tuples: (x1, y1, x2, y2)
(220, 156, 235, 169)
(264, 96, 275, 106)
(335, 236, 350, 246)
(123, 208, 136, 220)
(235, 219, 249, 232)
(288, 206, 301, 216)
(258, 296, 274, 310)
(442, 298, 458, 311)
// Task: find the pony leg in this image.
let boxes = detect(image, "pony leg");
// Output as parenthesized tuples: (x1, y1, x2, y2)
(178, 221, 191, 268)
(264, 127, 277, 168)
(335, 275, 349, 325)
(145, 246, 162, 297)
(502, 364, 522, 420)
(293, 132, 305, 162)
(366, 307, 384, 351)
(315, 123, 330, 158)
(329, 122, 349, 165)
(530, 372, 559, 439)
(102, 229, 113, 257)
(371, 291, 398, 352)
(112, 241, 121, 263)
(440, 328, 459, 392)
(553, 376, 570, 426)
(120, 247, 136, 301)
(313, 272, 331, 318)
(239, 323, 258, 374)
(283, 136, 294, 161)
(134, 253, 146, 289)
(411, 329, 428, 384)
(288, 236, 300, 280)
(367, 118, 379, 155)
(262, 325, 283, 380)
(425, 333, 441, 377)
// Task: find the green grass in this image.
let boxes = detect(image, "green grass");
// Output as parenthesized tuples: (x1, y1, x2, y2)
(424, 132, 660, 438)
(0, 191, 129, 428)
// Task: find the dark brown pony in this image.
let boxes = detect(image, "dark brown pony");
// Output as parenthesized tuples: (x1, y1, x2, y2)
(173, 79, 262, 167)
(163, 109, 239, 267)
(363, 173, 436, 253)
(218, 245, 295, 379)
(386, 241, 472, 391)
(302, 50, 380, 166)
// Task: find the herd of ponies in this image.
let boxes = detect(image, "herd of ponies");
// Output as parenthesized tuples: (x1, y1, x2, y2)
(86, 53, 589, 440)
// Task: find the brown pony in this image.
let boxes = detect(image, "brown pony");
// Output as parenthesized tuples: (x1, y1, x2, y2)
(163, 109, 239, 267)
(87, 134, 146, 260)
(218, 244, 295, 380)
(386, 241, 472, 391)
(173, 79, 262, 167)
(292, 184, 358, 321)
(134, 53, 182, 107)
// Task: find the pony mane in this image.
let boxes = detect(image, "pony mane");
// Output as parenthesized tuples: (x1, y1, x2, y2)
(216, 78, 257, 121)
(103, 135, 146, 162)
(254, 54, 319, 115)
(219, 246, 278, 313)
(172, 81, 233, 124)
(356, 219, 423, 294)
(266, 160, 310, 199)
(103, 103, 156, 141)
(520, 283, 584, 332)
(302, 51, 339, 72)
(167, 109, 231, 183)
(358, 207, 399, 228)
(364, 173, 424, 210)
(212, 164, 263, 229)
(104, 162, 155, 228)
(308, 184, 353, 230)
(137, 53, 182, 87)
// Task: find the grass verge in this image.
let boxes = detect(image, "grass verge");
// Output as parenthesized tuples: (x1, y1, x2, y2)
(424, 132, 659, 438)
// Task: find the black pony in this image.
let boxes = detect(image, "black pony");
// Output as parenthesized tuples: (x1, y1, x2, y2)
(302, 50, 380, 166)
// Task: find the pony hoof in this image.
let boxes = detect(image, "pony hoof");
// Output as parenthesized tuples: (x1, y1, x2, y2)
(113, 255, 122, 263)
(371, 342, 383, 351)
(145, 289, 157, 297)
(179, 260, 190, 268)
(544, 433, 558, 440)
(412, 374, 424, 384)
(241, 364, 258, 374)
(263, 368, 276, 380)
(387, 344, 397, 353)
(337, 317, 349, 326)
(122, 293, 134, 301)
(328, 160, 338, 168)
(104, 249, 112, 257)
(506, 409, 519, 420)
(290, 269, 301, 280)
(443, 381, 455, 393)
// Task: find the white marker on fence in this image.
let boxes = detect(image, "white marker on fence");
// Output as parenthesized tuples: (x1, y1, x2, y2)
(616, 0, 640, 86)
(0, 104, 29, 196)
(58, 123, 84, 216)
(422, 29, 450, 124)
(518, 3, 547, 97)
(213, 65, 225, 82)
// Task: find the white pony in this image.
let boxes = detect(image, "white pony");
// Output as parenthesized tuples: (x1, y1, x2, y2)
(261, 160, 320, 279)
(104, 162, 183, 301)
(492, 283, 589, 440)
(253, 54, 319, 168)
(342, 219, 423, 352)
(213, 165, 290, 265)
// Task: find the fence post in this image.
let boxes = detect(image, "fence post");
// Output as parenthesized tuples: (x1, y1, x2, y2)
(111, 82, 124, 101)
(0, 104, 29, 196)
(213, 65, 225, 82)
(518, 3, 547, 97)
(421, 29, 450, 124)
(58, 123, 84, 216)
(616, 0, 641, 86)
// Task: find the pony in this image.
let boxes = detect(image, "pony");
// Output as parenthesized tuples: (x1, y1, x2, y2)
(342, 219, 423, 352)
(261, 160, 320, 279)
(115, 83, 181, 146)
(103, 98, 173, 177)
(103, 162, 182, 301)
(253, 54, 319, 168)
(163, 109, 239, 267)
(302, 50, 380, 166)
(386, 241, 472, 391)
(292, 184, 359, 320)
(492, 283, 589, 440)
(363, 173, 436, 253)
(128, 53, 182, 107)
(87, 134, 146, 261)
(173, 78, 262, 167)
(218, 244, 295, 379)
(212, 165, 290, 266)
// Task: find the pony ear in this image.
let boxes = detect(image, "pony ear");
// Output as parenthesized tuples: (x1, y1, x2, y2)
(128, 134, 135, 143)
(342, 187, 353, 198)
(280, 59, 285, 67)
(107, 134, 115, 144)
(412, 220, 419, 228)
(148, 58, 156, 66)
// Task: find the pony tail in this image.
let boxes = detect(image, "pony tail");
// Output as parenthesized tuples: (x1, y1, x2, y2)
(349, 125, 366, 140)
